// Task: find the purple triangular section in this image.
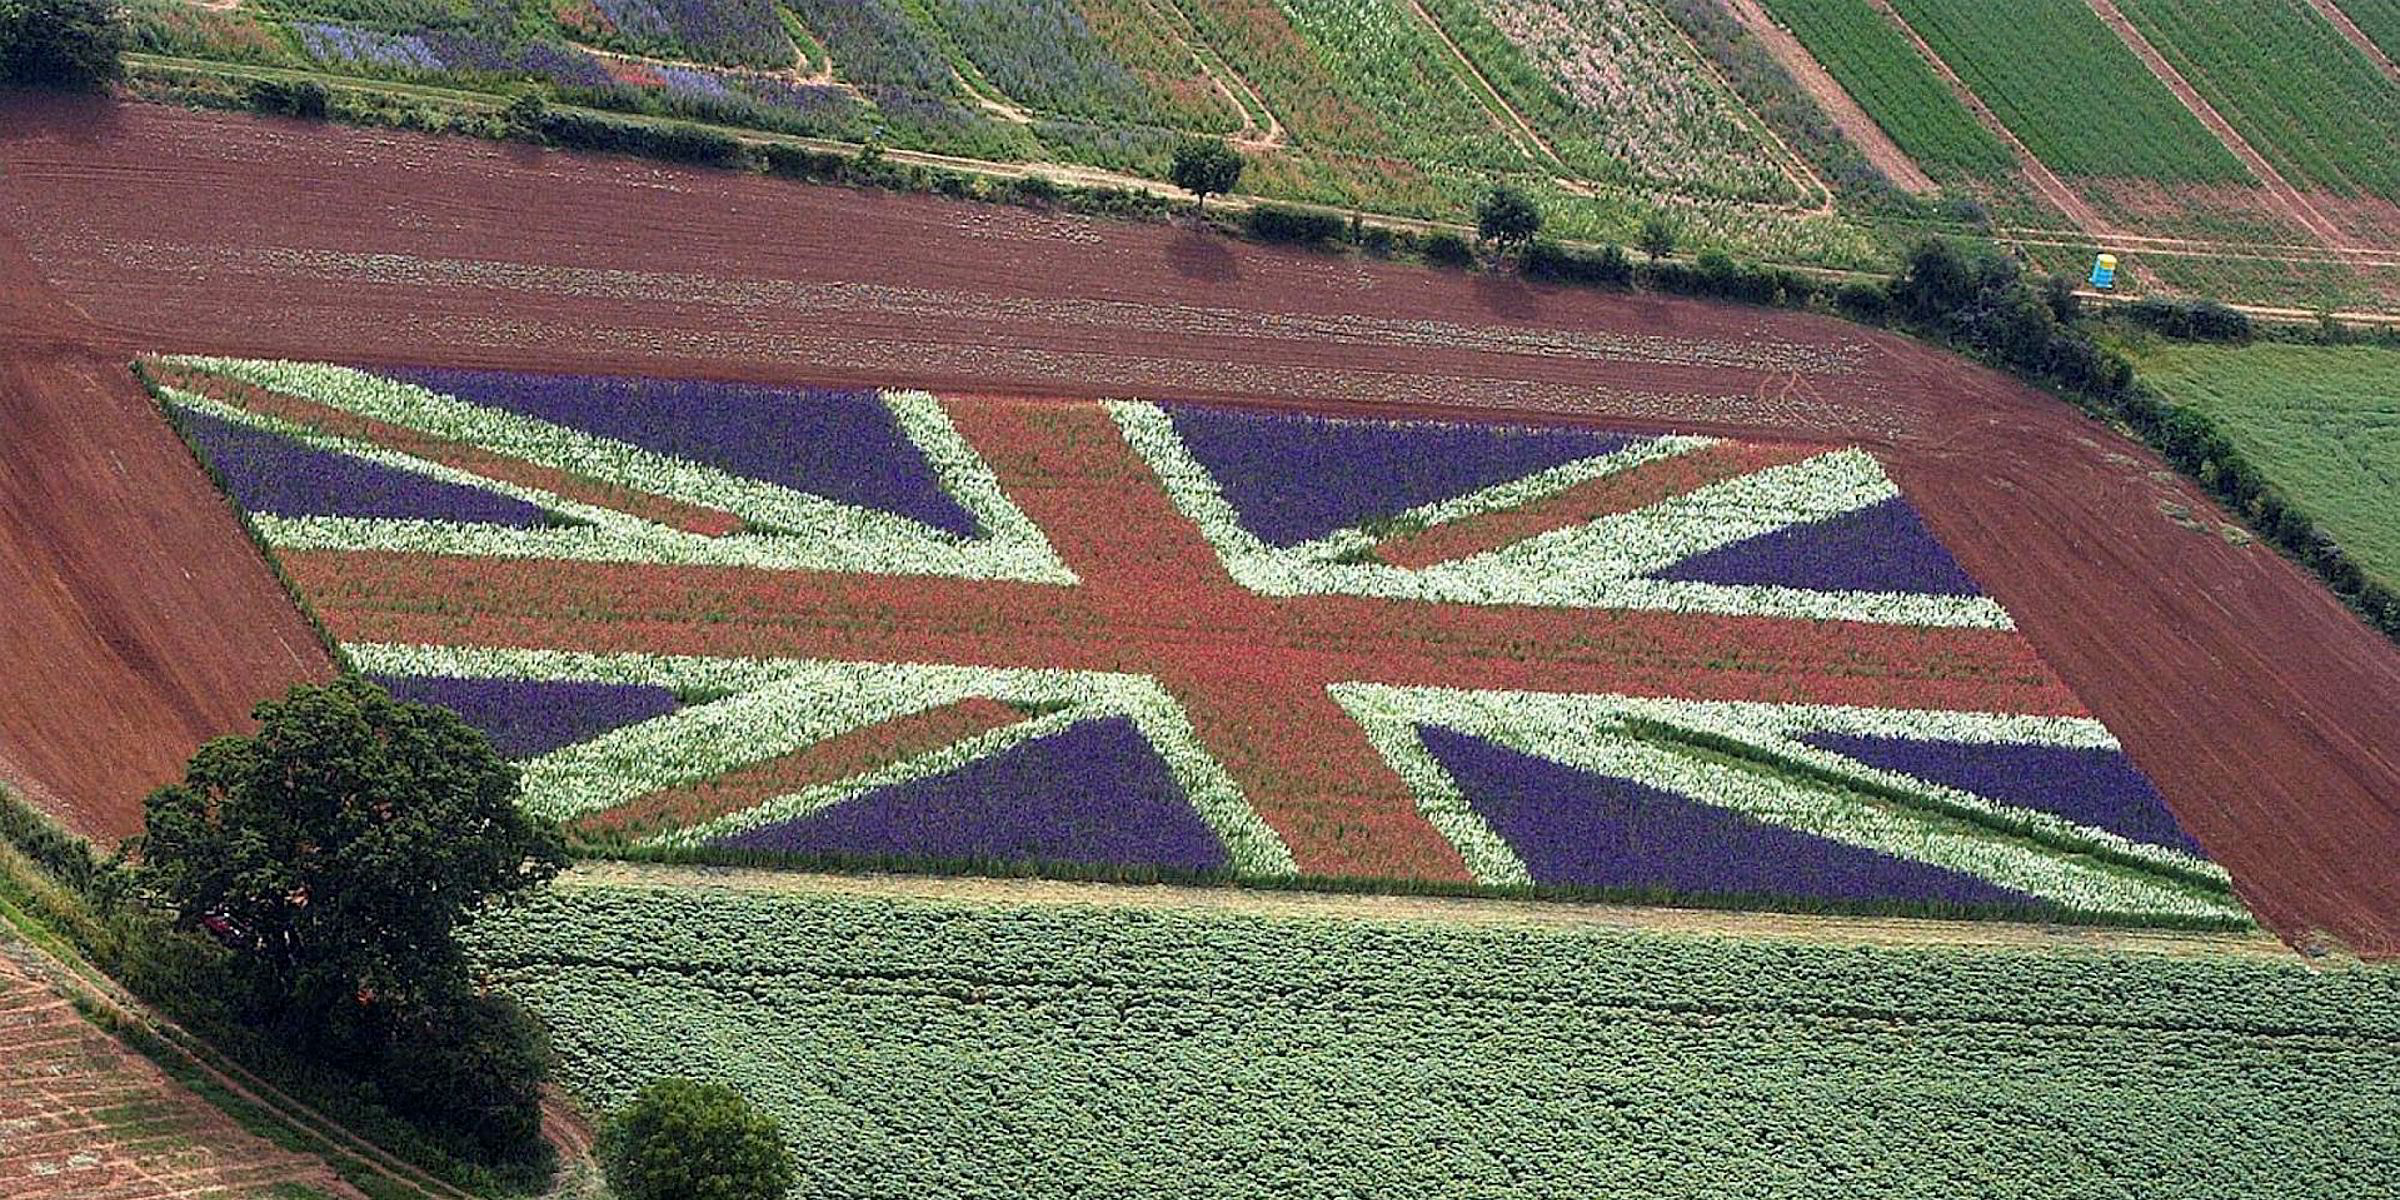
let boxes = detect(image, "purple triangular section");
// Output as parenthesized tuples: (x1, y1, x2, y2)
(177, 408, 550, 528)
(1419, 725, 2036, 907)
(1797, 732, 2207, 857)
(1652, 497, 1982, 596)
(370, 674, 680, 759)
(715, 716, 1226, 871)
(1166, 404, 1633, 547)
(375, 366, 980, 538)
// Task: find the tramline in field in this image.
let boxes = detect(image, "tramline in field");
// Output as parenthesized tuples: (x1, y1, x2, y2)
(145, 355, 2236, 925)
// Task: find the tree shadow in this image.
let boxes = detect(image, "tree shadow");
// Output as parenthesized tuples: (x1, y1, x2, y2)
(1165, 226, 1238, 284)
(1471, 271, 1541, 321)
(0, 89, 127, 149)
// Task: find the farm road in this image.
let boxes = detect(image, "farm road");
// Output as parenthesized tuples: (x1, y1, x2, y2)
(567, 861, 2301, 961)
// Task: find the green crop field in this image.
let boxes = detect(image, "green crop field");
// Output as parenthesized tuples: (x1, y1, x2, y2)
(1755, 0, 2013, 181)
(2340, 0, 2400, 60)
(1181, 0, 1523, 171)
(1419, 0, 1811, 205)
(470, 878, 2400, 1200)
(2129, 342, 2400, 589)
(1889, 0, 2247, 183)
(2113, 0, 2400, 203)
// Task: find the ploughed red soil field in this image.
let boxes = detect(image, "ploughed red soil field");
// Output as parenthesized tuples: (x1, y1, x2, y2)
(2, 95, 2397, 953)
(0, 198, 332, 836)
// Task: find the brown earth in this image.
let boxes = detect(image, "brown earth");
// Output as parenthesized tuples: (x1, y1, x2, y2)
(0, 942, 361, 1200)
(1, 97, 2398, 953)
(0, 183, 334, 838)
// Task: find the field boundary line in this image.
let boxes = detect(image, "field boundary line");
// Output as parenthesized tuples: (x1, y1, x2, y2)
(1126, 0, 1279, 144)
(1716, 0, 1935, 195)
(2082, 0, 2366, 257)
(1397, 0, 1565, 169)
(2307, 0, 2400, 90)
(560, 861, 2303, 960)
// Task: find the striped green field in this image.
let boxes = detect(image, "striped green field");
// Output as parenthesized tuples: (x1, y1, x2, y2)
(466, 876, 2400, 1200)
(2339, 0, 2400, 60)
(1756, 0, 2013, 180)
(1890, 0, 2248, 183)
(2114, 0, 2400, 202)
(2129, 341, 2400, 588)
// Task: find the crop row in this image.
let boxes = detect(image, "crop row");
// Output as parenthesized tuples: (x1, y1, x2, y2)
(916, 0, 1242, 134)
(1754, 0, 2014, 180)
(1888, 0, 2248, 183)
(2343, 0, 2400, 61)
(2113, 0, 2400, 202)
(464, 883, 2400, 1199)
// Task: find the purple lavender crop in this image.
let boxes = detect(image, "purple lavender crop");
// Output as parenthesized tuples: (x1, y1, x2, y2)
(922, 0, 1154, 123)
(375, 366, 980, 537)
(1421, 726, 2037, 907)
(1166, 403, 1634, 547)
(656, 64, 731, 100)
(372, 674, 681, 759)
(784, 0, 953, 93)
(592, 0, 790, 67)
(717, 717, 1227, 870)
(420, 32, 615, 91)
(1656, 497, 1984, 596)
(740, 77, 858, 120)
(175, 408, 551, 528)
(292, 22, 443, 72)
(1798, 732, 2208, 856)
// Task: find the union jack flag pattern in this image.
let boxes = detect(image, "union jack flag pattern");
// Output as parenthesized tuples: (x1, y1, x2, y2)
(145, 355, 2242, 923)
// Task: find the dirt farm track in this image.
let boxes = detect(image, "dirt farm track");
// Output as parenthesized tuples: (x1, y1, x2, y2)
(3, 95, 2399, 955)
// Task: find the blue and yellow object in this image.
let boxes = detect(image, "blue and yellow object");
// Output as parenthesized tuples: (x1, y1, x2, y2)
(2089, 253, 2118, 290)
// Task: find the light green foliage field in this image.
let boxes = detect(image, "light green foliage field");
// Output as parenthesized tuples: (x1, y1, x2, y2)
(2341, 0, 2400, 60)
(2130, 341, 2400, 588)
(1419, 0, 1811, 204)
(1755, 0, 2013, 180)
(2113, 0, 2400, 202)
(1889, 0, 2248, 183)
(473, 881, 2400, 1200)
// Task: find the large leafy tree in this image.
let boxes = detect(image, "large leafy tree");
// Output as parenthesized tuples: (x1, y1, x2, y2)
(140, 675, 567, 1025)
(0, 0, 127, 91)
(602, 1078, 796, 1200)
(1168, 137, 1244, 214)
(1475, 183, 1542, 255)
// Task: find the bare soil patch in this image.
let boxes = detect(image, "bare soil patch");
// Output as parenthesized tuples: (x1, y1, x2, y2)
(0, 215, 333, 840)
(2, 97, 2398, 953)
(0, 942, 360, 1200)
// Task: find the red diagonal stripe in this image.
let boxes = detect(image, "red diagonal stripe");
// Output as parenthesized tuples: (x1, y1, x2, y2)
(1376, 439, 1829, 569)
(572, 697, 1025, 840)
(152, 360, 745, 536)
